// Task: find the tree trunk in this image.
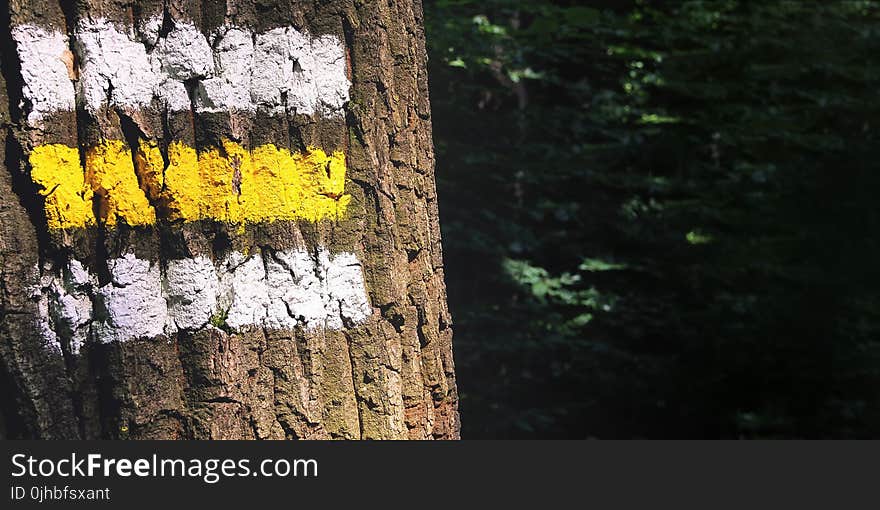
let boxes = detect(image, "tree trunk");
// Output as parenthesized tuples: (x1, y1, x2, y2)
(0, 0, 458, 439)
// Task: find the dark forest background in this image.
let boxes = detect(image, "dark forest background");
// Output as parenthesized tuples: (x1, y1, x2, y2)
(424, 0, 880, 438)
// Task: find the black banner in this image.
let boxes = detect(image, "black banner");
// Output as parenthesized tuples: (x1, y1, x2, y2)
(0, 441, 874, 508)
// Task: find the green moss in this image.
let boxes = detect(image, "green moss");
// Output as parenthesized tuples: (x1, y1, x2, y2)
(210, 309, 230, 332)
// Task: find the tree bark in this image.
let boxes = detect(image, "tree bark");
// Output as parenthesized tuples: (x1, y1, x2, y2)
(0, 0, 458, 439)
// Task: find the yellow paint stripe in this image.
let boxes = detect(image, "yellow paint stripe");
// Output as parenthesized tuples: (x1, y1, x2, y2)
(29, 139, 350, 229)
(86, 140, 157, 227)
(29, 144, 95, 230)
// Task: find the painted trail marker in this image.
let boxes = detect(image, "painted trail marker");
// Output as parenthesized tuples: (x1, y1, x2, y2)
(30, 140, 349, 229)
(36, 249, 371, 352)
(14, 17, 349, 120)
(14, 17, 372, 341)
(14, 18, 352, 230)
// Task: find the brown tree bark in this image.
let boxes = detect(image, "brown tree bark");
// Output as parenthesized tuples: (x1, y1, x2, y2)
(0, 0, 458, 439)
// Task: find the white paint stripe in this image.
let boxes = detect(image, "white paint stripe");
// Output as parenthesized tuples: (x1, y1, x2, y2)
(94, 254, 169, 342)
(11, 25, 76, 124)
(13, 18, 349, 120)
(35, 249, 371, 347)
(32, 260, 91, 354)
(165, 256, 219, 331)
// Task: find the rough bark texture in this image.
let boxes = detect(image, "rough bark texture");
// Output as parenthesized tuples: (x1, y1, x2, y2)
(0, 0, 458, 439)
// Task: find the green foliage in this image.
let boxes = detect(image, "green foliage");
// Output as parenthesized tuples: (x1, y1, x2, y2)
(426, 0, 880, 437)
(210, 309, 229, 331)
(504, 258, 617, 311)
